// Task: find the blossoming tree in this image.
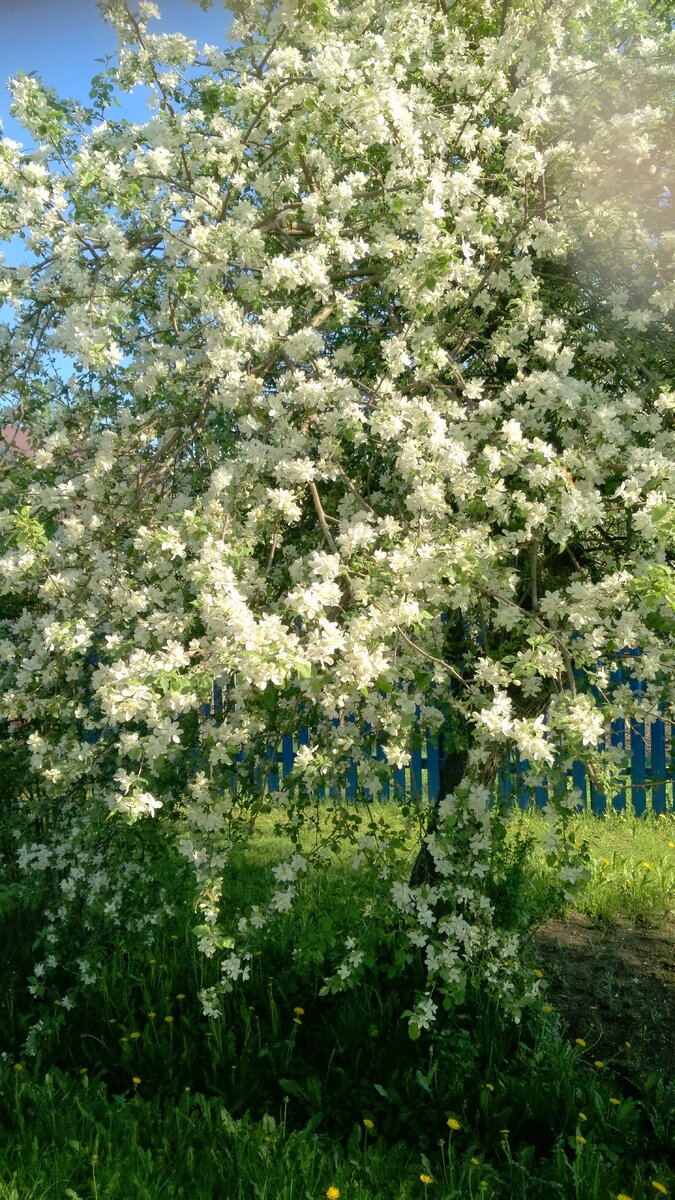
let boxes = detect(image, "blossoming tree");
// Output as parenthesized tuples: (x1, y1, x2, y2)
(1, 0, 673, 1030)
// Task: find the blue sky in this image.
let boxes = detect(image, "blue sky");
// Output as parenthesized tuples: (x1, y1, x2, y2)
(0, 0, 232, 143)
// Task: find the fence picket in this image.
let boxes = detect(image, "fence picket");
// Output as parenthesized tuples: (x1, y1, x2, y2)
(427, 736, 440, 802)
(610, 717, 626, 812)
(651, 713, 667, 815)
(197, 661, 673, 814)
(572, 760, 587, 810)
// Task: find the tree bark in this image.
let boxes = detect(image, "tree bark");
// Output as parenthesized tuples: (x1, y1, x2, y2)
(409, 611, 469, 886)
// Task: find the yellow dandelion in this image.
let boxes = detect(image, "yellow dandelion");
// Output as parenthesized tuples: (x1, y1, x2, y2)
(485, 1083, 495, 1092)
(500, 1128, 510, 1134)
(176, 993, 186, 1001)
(625, 1042, 631, 1050)
(80, 1068, 88, 1074)
(576, 1134, 587, 1145)
(130, 1031, 141, 1040)
(578, 1112, 587, 1121)
(575, 1038, 586, 1048)
(594, 1060, 605, 1068)
(447, 1117, 461, 1131)
(148, 959, 156, 965)
(651, 1184, 669, 1196)
(132, 1076, 141, 1085)
(471, 1157, 481, 1166)
(420, 1174, 433, 1186)
(147, 1011, 156, 1020)
(294, 1006, 305, 1016)
(533, 969, 544, 978)
(164, 1015, 174, 1024)
(617, 1193, 633, 1200)
(13, 1063, 23, 1072)
(363, 1118, 374, 1130)
(609, 1097, 621, 1106)
(293, 1017, 302, 1026)
(326, 1189, 340, 1200)
(542, 1004, 553, 1013)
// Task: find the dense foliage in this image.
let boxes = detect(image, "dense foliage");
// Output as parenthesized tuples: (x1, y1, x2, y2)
(0, 0, 673, 1033)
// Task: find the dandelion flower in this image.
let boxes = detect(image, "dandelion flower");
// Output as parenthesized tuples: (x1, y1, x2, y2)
(578, 1112, 587, 1121)
(147, 1011, 156, 1020)
(294, 1006, 305, 1016)
(447, 1118, 461, 1131)
(13, 1063, 23, 1072)
(576, 1135, 587, 1145)
(293, 1017, 302, 1025)
(533, 969, 544, 978)
(575, 1038, 586, 1048)
(130, 1031, 141, 1040)
(363, 1118, 374, 1130)
(164, 1015, 174, 1024)
(485, 1083, 494, 1092)
(642, 862, 651, 869)
(326, 1188, 340, 1200)
(594, 1060, 604, 1068)
(176, 993, 186, 1001)
(132, 1076, 141, 1085)
(500, 1128, 510, 1134)
(420, 1174, 433, 1185)
(651, 1184, 669, 1196)
(609, 1097, 621, 1106)
(617, 1193, 633, 1200)
(542, 1004, 553, 1013)
(471, 1157, 481, 1166)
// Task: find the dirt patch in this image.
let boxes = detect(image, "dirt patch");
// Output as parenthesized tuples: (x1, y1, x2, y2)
(533, 914, 675, 1082)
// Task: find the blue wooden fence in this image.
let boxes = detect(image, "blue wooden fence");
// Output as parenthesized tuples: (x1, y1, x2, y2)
(201, 684, 674, 815)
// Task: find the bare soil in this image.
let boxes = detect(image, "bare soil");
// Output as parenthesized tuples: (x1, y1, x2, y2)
(533, 914, 675, 1082)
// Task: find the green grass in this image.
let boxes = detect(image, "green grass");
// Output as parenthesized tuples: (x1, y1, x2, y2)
(515, 807, 675, 923)
(1, 806, 674, 1200)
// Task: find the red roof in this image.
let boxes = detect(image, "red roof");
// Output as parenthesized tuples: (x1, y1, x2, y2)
(1, 425, 34, 457)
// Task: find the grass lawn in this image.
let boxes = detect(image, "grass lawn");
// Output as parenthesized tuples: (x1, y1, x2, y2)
(0, 807, 673, 1200)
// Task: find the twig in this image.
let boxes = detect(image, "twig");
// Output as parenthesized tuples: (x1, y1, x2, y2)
(307, 480, 339, 554)
(394, 626, 468, 687)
